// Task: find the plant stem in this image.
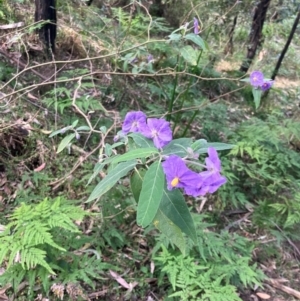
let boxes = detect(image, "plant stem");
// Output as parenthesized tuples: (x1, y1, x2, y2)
(173, 33, 207, 132)
(181, 109, 199, 137)
(167, 55, 180, 122)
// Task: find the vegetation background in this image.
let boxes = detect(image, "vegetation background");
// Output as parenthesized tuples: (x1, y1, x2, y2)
(0, 0, 300, 300)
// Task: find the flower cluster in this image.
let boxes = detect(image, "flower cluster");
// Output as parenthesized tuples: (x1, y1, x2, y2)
(250, 71, 274, 91)
(162, 148, 226, 197)
(122, 111, 172, 149)
(121, 111, 226, 196)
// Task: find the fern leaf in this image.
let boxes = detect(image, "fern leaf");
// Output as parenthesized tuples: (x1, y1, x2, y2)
(21, 247, 55, 274)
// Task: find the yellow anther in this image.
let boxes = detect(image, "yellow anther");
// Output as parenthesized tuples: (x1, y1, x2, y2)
(171, 177, 179, 187)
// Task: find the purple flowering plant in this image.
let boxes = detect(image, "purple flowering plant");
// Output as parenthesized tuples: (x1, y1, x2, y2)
(249, 71, 274, 91)
(241, 70, 274, 109)
(85, 110, 233, 248)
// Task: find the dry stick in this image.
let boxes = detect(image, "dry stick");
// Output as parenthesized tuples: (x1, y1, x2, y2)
(0, 39, 166, 91)
(72, 77, 103, 134)
(266, 278, 300, 299)
(1, 68, 245, 117)
(50, 80, 116, 189)
(271, 221, 300, 258)
(224, 212, 252, 231)
(0, 34, 247, 93)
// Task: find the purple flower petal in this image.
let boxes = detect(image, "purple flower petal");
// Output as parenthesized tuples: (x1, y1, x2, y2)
(162, 155, 200, 191)
(130, 57, 138, 64)
(250, 71, 264, 88)
(260, 80, 273, 91)
(185, 172, 227, 196)
(185, 147, 226, 196)
(122, 111, 147, 134)
(142, 118, 172, 149)
(147, 54, 154, 63)
(193, 18, 200, 34)
(206, 147, 221, 172)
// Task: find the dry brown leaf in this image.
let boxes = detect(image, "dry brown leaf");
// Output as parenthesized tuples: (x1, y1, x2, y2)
(109, 270, 130, 289)
(256, 292, 271, 299)
(34, 163, 46, 172)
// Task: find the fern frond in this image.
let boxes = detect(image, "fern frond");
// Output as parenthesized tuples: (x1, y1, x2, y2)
(0, 234, 13, 260)
(22, 222, 66, 251)
(48, 213, 80, 232)
(21, 247, 54, 274)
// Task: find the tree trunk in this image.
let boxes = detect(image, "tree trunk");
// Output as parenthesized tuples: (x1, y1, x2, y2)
(224, 14, 238, 55)
(271, 7, 300, 80)
(240, 0, 271, 72)
(35, 0, 56, 53)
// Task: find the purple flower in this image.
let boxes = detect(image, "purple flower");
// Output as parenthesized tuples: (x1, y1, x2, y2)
(186, 173, 226, 196)
(261, 80, 273, 91)
(162, 155, 200, 191)
(130, 57, 138, 64)
(193, 18, 200, 34)
(200, 147, 222, 176)
(141, 118, 172, 149)
(122, 111, 147, 134)
(147, 54, 154, 63)
(250, 71, 264, 88)
(185, 147, 227, 196)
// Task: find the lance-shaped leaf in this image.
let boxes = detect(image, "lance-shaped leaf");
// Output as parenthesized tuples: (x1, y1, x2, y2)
(130, 168, 147, 202)
(137, 162, 165, 228)
(112, 147, 158, 164)
(153, 209, 186, 255)
(86, 160, 137, 203)
(129, 133, 155, 148)
(252, 88, 262, 109)
(184, 33, 208, 50)
(191, 140, 235, 153)
(56, 133, 75, 153)
(162, 138, 192, 157)
(180, 45, 199, 66)
(159, 188, 197, 243)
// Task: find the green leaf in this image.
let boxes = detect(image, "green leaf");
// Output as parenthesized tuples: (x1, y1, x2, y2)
(100, 126, 107, 133)
(86, 160, 137, 203)
(184, 33, 208, 50)
(49, 126, 71, 138)
(162, 138, 192, 157)
(105, 143, 112, 157)
(130, 168, 147, 202)
(76, 126, 91, 131)
(159, 188, 197, 243)
(153, 209, 186, 254)
(56, 133, 75, 153)
(111, 142, 125, 149)
(112, 147, 159, 164)
(137, 162, 165, 227)
(168, 33, 182, 41)
(129, 133, 155, 148)
(86, 156, 120, 186)
(180, 46, 199, 66)
(192, 140, 235, 153)
(71, 120, 79, 128)
(252, 88, 262, 109)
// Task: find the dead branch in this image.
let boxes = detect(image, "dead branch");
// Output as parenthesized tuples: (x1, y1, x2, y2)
(266, 278, 300, 299)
